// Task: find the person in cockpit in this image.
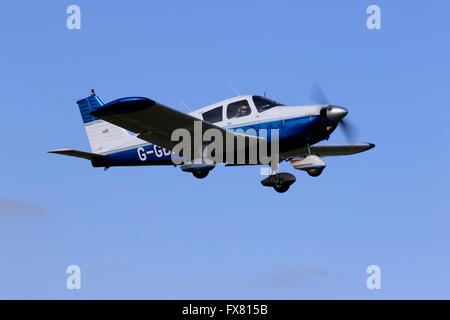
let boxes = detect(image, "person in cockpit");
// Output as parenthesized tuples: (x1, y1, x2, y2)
(236, 104, 250, 118)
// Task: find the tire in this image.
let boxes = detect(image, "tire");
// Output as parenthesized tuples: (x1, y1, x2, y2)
(193, 170, 209, 179)
(307, 168, 324, 177)
(274, 184, 290, 193)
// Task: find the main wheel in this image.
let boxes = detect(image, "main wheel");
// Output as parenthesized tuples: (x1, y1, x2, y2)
(193, 170, 209, 179)
(307, 168, 324, 177)
(273, 184, 290, 193)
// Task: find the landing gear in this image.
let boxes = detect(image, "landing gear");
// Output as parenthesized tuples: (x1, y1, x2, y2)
(181, 163, 215, 179)
(273, 184, 290, 193)
(290, 146, 326, 177)
(261, 172, 296, 193)
(192, 170, 209, 179)
(306, 168, 324, 177)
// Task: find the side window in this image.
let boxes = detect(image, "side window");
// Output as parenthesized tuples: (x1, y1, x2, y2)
(202, 106, 223, 123)
(227, 100, 251, 119)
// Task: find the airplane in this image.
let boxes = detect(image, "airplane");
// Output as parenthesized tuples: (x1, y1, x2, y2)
(49, 88, 375, 193)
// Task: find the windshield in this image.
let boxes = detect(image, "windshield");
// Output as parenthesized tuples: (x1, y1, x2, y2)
(252, 96, 285, 113)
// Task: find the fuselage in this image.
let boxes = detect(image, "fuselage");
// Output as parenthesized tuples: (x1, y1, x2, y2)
(93, 95, 337, 167)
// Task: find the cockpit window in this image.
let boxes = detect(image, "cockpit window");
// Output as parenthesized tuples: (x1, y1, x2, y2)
(202, 106, 223, 123)
(252, 96, 284, 113)
(227, 100, 251, 119)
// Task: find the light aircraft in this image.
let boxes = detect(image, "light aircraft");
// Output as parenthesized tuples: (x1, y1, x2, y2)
(49, 87, 374, 193)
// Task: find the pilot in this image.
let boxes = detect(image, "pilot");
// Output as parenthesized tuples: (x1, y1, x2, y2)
(236, 105, 250, 118)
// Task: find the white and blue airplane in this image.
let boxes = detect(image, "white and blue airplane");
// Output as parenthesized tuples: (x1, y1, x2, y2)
(49, 88, 374, 193)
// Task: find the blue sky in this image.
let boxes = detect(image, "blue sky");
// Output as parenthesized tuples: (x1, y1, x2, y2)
(0, 0, 449, 299)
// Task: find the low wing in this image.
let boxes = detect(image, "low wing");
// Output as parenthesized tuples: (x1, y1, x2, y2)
(90, 97, 261, 151)
(281, 143, 375, 159)
(48, 149, 106, 160)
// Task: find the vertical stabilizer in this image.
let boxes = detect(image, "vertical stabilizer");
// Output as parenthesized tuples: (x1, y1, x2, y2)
(76, 90, 132, 153)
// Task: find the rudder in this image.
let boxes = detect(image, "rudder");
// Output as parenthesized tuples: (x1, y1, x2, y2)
(76, 90, 132, 153)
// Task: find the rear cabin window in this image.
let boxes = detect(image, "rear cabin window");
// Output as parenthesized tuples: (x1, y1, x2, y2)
(227, 100, 251, 119)
(202, 106, 223, 123)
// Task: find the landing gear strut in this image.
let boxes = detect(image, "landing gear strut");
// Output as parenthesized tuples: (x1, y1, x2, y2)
(261, 172, 296, 193)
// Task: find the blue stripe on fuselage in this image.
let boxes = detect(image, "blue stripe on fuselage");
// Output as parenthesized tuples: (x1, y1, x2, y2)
(102, 115, 329, 166)
(105, 144, 173, 165)
(228, 115, 323, 142)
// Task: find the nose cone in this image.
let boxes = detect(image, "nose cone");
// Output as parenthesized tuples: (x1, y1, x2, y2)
(326, 106, 348, 122)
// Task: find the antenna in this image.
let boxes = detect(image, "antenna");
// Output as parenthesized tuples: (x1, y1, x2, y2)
(228, 83, 241, 96)
(179, 99, 192, 112)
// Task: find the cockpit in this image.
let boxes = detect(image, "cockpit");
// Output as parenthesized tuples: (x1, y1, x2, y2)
(251, 95, 285, 113)
(200, 95, 286, 124)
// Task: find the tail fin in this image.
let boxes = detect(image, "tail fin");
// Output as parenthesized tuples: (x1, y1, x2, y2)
(77, 91, 132, 153)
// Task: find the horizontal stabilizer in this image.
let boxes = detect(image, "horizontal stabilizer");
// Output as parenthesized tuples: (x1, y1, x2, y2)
(48, 149, 106, 160)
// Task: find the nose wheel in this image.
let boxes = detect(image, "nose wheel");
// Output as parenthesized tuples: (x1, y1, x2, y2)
(193, 170, 209, 179)
(273, 184, 291, 193)
(261, 172, 296, 193)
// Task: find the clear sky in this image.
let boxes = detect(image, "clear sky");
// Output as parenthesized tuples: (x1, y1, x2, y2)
(0, 0, 449, 299)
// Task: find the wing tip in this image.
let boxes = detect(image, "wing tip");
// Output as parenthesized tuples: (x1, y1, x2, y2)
(48, 149, 69, 154)
(367, 143, 376, 150)
(48, 149, 106, 160)
(91, 97, 155, 118)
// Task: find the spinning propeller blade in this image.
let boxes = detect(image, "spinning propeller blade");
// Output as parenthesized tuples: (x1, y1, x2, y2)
(311, 81, 359, 142)
(339, 118, 359, 142)
(310, 81, 329, 105)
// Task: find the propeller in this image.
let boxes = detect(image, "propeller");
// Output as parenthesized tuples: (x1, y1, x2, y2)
(310, 81, 330, 105)
(310, 81, 359, 142)
(338, 117, 359, 142)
